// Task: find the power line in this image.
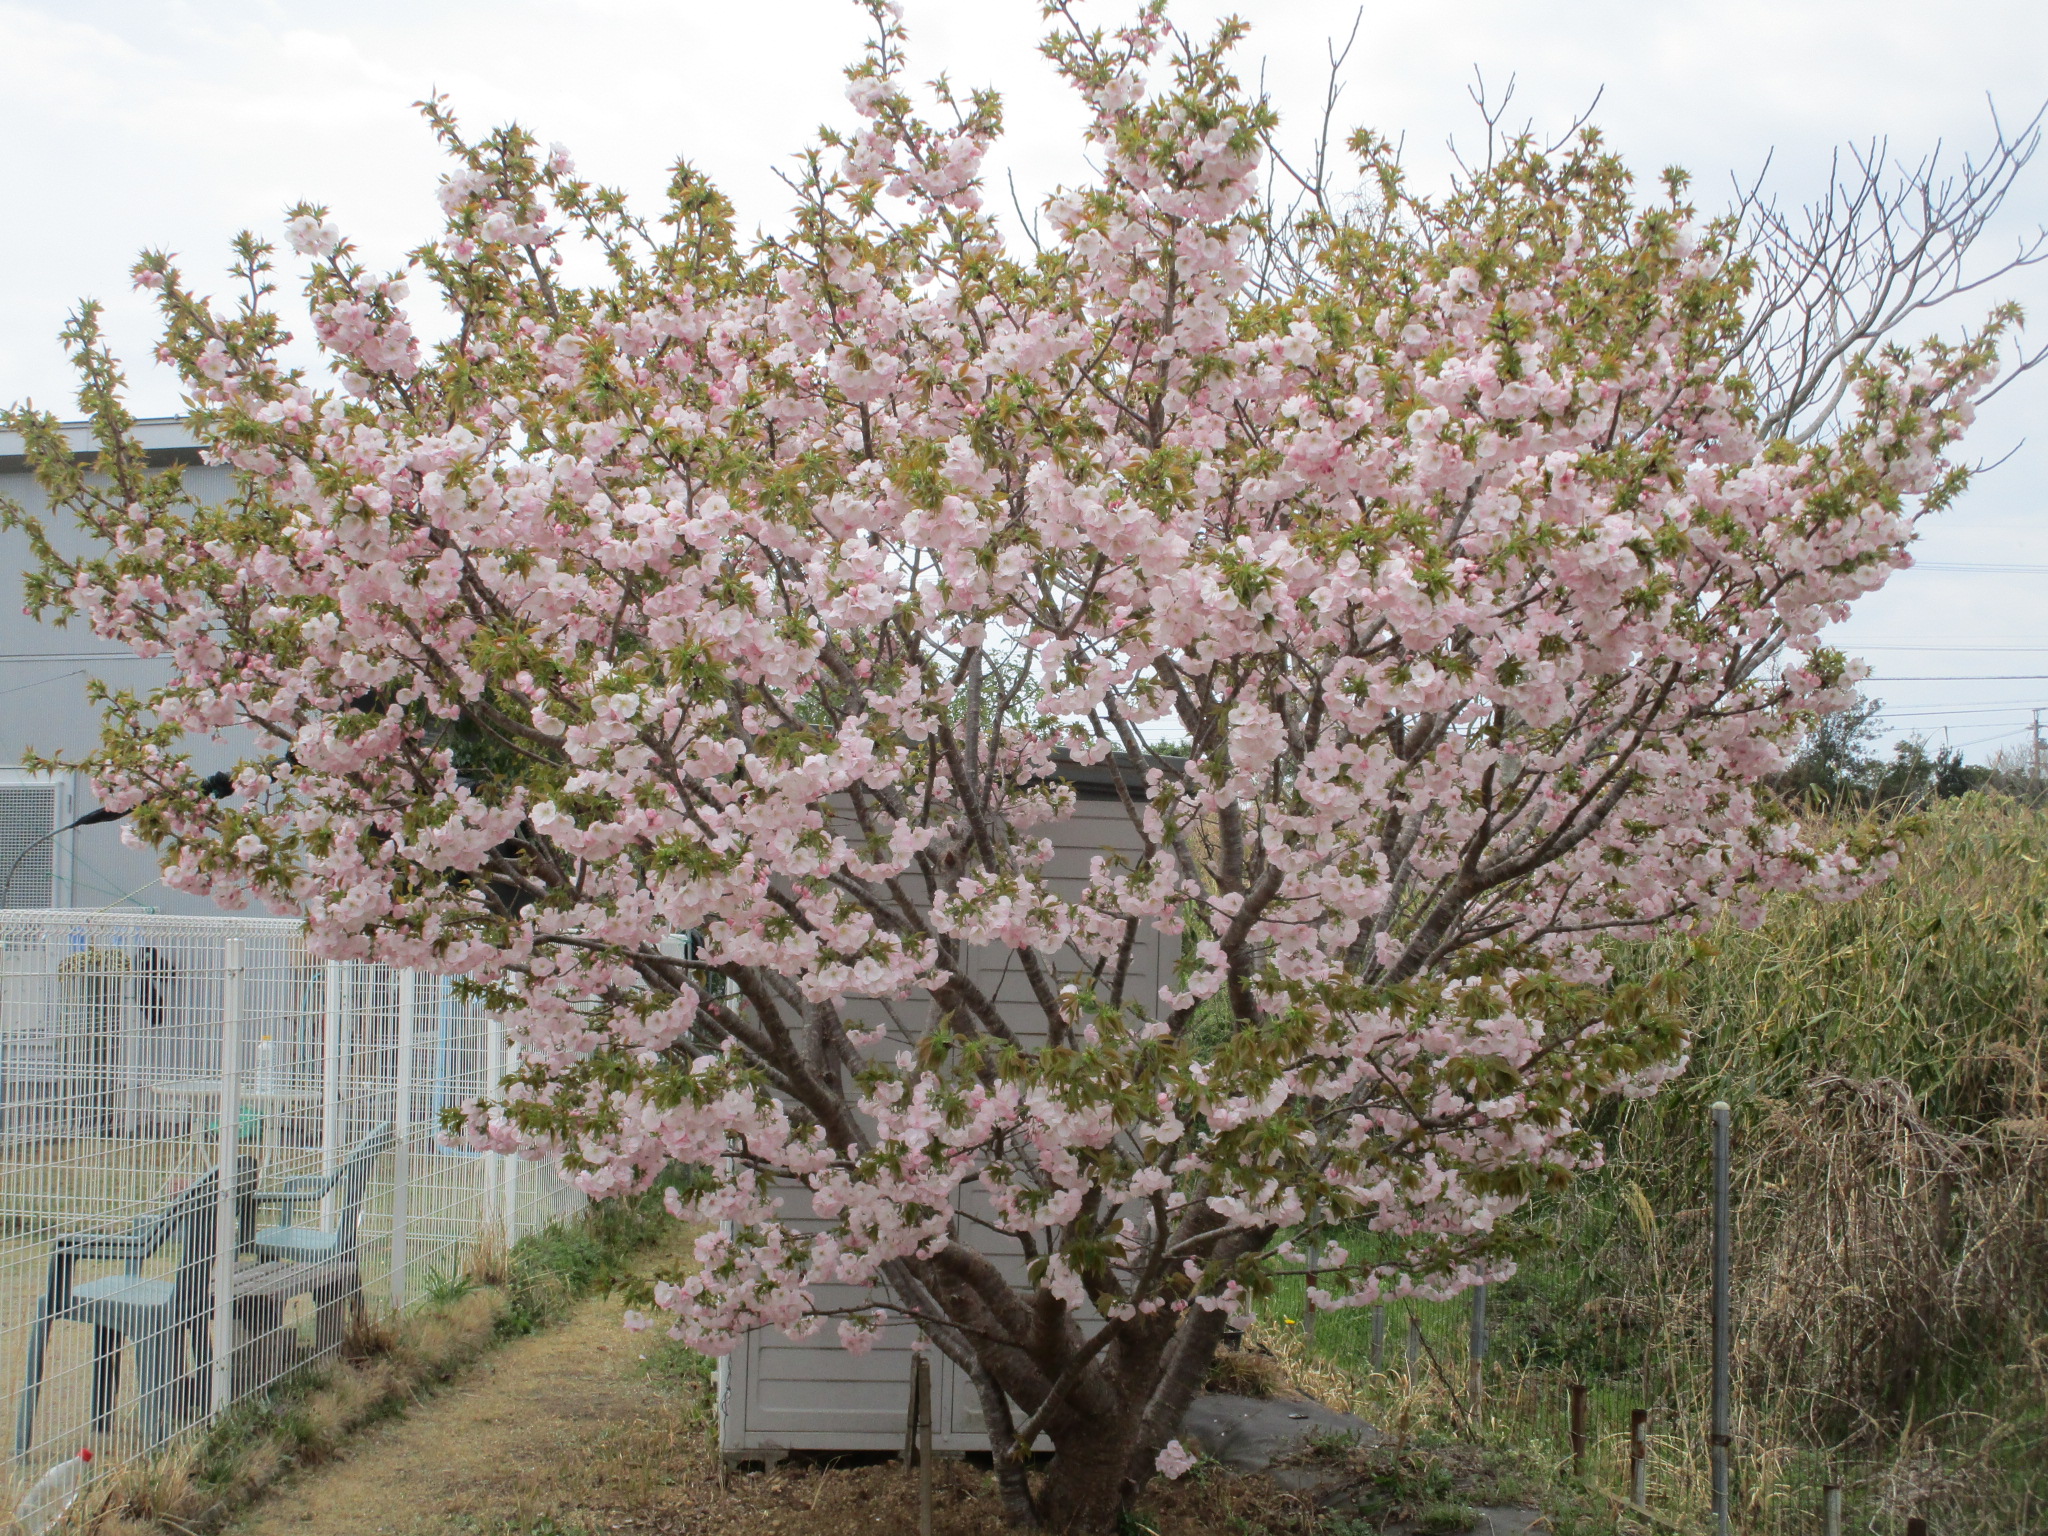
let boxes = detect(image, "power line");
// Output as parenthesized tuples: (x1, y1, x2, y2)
(1951, 724, 2035, 751)
(0, 668, 85, 700)
(0, 652, 147, 663)
(1881, 703, 2048, 718)
(1911, 561, 2048, 574)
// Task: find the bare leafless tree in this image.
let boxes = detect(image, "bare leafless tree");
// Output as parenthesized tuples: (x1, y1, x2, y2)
(1250, 25, 2047, 449)
(1732, 109, 2048, 442)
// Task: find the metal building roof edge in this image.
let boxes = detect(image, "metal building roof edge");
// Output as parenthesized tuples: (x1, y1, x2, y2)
(0, 416, 203, 475)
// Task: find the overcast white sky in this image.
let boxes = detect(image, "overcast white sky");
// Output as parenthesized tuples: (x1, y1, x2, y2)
(3, 0, 2045, 763)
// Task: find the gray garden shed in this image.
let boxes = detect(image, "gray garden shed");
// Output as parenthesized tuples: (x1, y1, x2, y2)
(716, 772, 1165, 1460)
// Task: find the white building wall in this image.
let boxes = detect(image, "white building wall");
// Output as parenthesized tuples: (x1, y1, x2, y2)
(1, 419, 243, 915)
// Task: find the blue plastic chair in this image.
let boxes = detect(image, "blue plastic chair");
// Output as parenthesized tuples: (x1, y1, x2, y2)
(249, 1120, 394, 1268)
(14, 1161, 255, 1455)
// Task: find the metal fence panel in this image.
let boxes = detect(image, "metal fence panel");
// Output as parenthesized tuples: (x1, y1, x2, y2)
(0, 911, 582, 1497)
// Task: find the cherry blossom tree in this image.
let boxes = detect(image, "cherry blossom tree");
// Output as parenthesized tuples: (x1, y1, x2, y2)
(2, 4, 2010, 1528)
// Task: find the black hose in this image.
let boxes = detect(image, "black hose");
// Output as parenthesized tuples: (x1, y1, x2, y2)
(1, 771, 237, 908)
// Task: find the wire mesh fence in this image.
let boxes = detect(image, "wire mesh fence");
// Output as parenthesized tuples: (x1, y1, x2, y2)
(0, 910, 581, 1499)
(1260, 1253, 1950, 1534)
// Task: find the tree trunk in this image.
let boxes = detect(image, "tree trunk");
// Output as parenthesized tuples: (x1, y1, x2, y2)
(966, 1358, 1042, 1529)
(1035, 1418, 1141, 1534)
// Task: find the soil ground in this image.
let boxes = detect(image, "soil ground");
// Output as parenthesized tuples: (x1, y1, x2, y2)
(218, 1283, 1344, 1536)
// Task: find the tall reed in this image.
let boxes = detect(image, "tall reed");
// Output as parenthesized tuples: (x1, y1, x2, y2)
(1264, 795, 2048, 1535)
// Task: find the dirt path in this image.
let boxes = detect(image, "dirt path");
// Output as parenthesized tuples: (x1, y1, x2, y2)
(218, 1285, 1429, 1536)
(227, 1291, 705, 1536)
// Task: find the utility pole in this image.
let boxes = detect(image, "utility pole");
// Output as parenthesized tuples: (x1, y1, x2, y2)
(2034, 708, 2043, 791)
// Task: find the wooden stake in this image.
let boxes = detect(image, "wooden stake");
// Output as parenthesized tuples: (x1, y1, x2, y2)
(1304, 1226, 1319, 1349)
(918, 1362, 935, 1536)
(916, 1353, 934, 1536)
(904, 1354, 920, 1469)
(1467, 1283, 1487, 1431)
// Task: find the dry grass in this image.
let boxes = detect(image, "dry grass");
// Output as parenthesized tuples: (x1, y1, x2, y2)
(1248, 796, 2048, 1536)
(201, 1300, 1466, 1536)
(1603, 797, 2048, 1532)
(71, 1287, 507, 1536)
(62, 1180, 687, 1535)
(1202, 1338, 1295, 1401)
(461, 1220, 511, 1289)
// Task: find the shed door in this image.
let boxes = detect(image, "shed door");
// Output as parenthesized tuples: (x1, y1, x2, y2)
(734, 1184, 938, 1443)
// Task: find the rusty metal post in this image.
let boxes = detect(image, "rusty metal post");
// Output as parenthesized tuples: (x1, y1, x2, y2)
(1568, 1383, 1588, 1477)
(1629, 1407, 1649, 1508)
(1710, 1102, 1734, 1536)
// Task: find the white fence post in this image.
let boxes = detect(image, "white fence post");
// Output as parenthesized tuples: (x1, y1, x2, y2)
(320, 960, 343, 1228)
(391, 969, 414, 1309)
(483, 1019, 504, 1226)
(210, 936, 245, 1418)
(501, 1039, 520, 1248)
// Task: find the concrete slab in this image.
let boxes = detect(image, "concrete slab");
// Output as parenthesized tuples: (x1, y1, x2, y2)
(1378, 1508, 1550, 1535)
(1176, 1391, 1383, 1475)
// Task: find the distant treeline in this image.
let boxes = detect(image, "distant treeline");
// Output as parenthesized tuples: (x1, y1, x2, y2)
(1774, 696, 2043, 809)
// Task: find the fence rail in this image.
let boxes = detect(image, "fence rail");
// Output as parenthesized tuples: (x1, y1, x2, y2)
(0, 911, 580, 1498)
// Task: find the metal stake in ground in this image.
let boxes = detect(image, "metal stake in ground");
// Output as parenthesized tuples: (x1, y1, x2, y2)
(1629, 1407, 1649, 1508)
(1568, 1383, 1587, 1477)
(1822, 1482, 1842, 1536)
(1468, 1283, 1487, 1430)
(1710, 1100, 1732, 1536)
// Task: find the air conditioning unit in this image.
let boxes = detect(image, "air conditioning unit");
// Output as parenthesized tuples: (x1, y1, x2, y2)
(0, 770, 73, 909)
